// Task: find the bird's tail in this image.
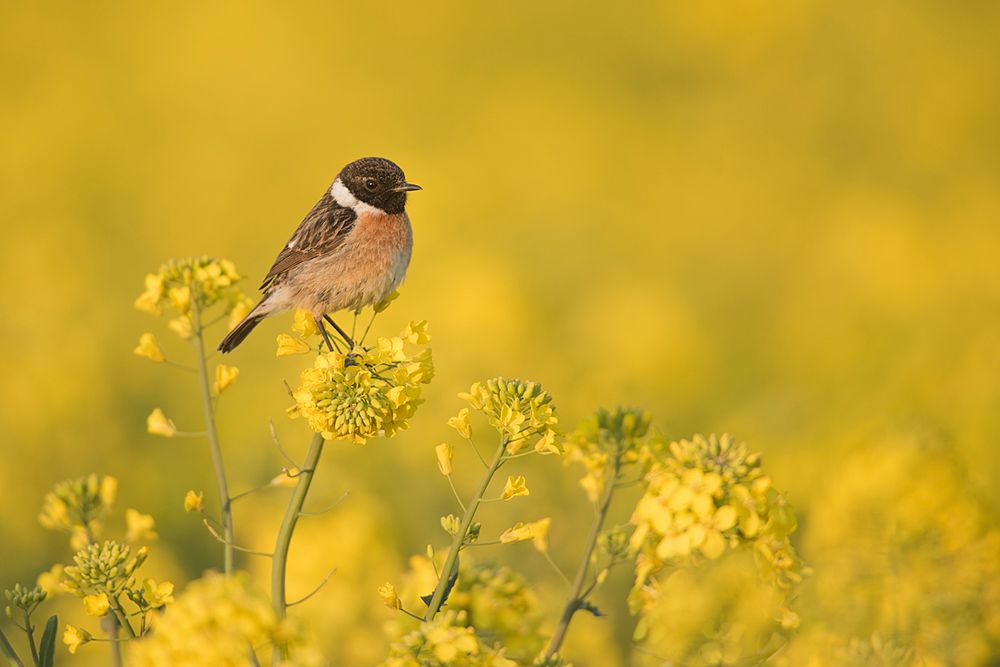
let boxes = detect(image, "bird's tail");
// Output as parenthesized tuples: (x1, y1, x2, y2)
(218, 310, 265, 353)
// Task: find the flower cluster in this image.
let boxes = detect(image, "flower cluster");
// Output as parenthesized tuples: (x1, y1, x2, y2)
(134, 256, 251, 338)
(633, 549, 800, 664)
(563, 407, 662, 501)
(388, 554, 547, 663)
(447, 562, 546, 662)
(628, 434, 804, 613)
(458, 378, 558, 450)
(381, 610, 517, 667)
(38, 474, 117, 550)
(62, 540, 147, 596)
(3, 584, 46, 620)
(129, 572, 321, 667)
(288, 323, 434, 443)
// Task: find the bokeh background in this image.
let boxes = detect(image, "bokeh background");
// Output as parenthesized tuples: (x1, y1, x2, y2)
(2, 1, 1000, 665)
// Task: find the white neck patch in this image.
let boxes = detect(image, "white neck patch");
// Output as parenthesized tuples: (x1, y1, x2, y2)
(331, 178, 382, 216)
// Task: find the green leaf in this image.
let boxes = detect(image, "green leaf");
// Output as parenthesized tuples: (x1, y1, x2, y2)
(0, 628, 24, 667)
(38, 616, 58, 667)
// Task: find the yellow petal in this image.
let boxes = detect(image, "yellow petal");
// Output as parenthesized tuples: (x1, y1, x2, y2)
(213, 364, 239, 394)
(125, 508, 157, 542)
(501, 475, 529, 500)
(276, 333, 310, 357)
(447, 408, 472, 439)
(373, 289, 400, 313)
(63, 625, 92, 654)
(292, 309, 319, 337)
(435, 443, 453, 476)
(534, 429, 561, 455)
(146, 408, 176, 437)
(83, 593, 109, 617)
(529, 517, 551, 552)
(228, 299, 252, 331)
(133, 333, 165, 362)
(167, 315, 193, 339)
(183, 490, 204, 512)
(377, 582, 400, 609)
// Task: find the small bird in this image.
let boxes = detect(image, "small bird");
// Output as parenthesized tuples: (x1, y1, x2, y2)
(218, 157, 421, 353)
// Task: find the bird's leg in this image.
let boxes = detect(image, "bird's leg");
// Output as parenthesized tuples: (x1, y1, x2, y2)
(323, 315, 355, 349)
(313, 316, 340, 353)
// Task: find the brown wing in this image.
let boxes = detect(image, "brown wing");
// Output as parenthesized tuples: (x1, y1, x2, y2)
(259, 192, 357, 291)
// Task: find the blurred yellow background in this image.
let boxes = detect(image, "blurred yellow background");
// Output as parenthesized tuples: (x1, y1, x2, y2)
(2, 1, 999, 665)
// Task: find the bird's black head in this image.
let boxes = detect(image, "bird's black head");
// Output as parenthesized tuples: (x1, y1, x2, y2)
(337, 157, 420, 215)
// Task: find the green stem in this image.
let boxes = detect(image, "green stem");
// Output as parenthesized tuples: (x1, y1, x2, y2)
(20, 612, 37, 667)
(543, 454, 621, 660)
(108, 600, 136, 640)
(192, 306, 235, 575)
(424, 440, 507, 621)
(271, 433, 325, 661)
(101, 614, 123, 667)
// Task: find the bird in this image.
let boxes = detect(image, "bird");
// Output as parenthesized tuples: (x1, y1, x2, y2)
(218, 157, 421, 353)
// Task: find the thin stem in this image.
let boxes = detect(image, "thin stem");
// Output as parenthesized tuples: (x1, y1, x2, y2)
(359, 310, 378, 346)
(424, 439, 507, 621)
(543, 551, 572, 587)
(446, 476, 467, 513)
(21, 611, 37, 667)
(271, 433, 326, 661)
(108, 598, 137, 640)
(192, 305, 235, 575)
(467, 438, 489, 469)
(286, 567, 337, 607)
(543, 454, 621, 660)
(203, 521, 274, 557)
(101, 614, 123, 667)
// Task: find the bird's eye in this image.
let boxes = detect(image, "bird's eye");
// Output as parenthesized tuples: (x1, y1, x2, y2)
(364, 178, 377, 191)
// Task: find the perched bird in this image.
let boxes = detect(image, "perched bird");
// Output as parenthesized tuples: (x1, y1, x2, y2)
(218, 157, 420, 353)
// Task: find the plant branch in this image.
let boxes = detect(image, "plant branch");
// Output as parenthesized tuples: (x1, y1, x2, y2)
(424, 438, 507, 620)
(192, 305, 235, 575)
(272, 432, 325, 661)
(286, 567, 337, 607)
(543, 454, 621, 660)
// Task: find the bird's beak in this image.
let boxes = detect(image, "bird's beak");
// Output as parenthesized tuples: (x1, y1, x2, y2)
(393, 182, 422, 192)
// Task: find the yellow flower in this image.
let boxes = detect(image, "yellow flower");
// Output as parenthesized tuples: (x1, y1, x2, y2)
(183, 490, 204, 513)
(292, 309, 318, 338)
(440, 514, 461, 535)
(227, 298, 252, 331)
(501, 475, 529, 500)
(213, 364, 239, 394)
(401, 319, 430, 344)
(133, 332, 165, 362)
(447, 408, 472, 439)
(378, 582, 401, 609)
(167, 315, 193, 339)
(436, 443, 454, 476)
(63, 625, 92, 654)
(291, 342, 434, 444)
(36, 564, 65, 596)
(83, 593, 109, 617)
(276, 333, 310, 357)
(528, 517, 551, 552)
(534, 429, 560, 455)
(146, 408, 176, 437)
(142, 578, 174, 609)
(500, 518, 550, 551)
(373, 289, 400, 313)
(125, 509, 158, 542)
(168, 285, 191, 312)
